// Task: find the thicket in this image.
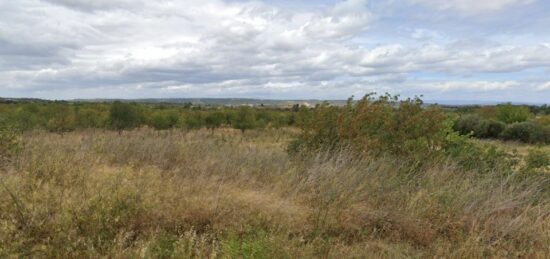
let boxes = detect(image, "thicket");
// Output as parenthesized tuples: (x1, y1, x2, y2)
(0, 101, 296, 133)
(292, 95, 446, 156)
(452, 104, 550, 144)
(290, 94, 522, 174)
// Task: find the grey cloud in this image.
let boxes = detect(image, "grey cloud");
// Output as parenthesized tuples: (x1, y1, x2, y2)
(42, 0, 144, 12)
(0, 0, 548, 102)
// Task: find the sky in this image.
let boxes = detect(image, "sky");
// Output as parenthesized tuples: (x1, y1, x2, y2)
(0, 0, 549, 103)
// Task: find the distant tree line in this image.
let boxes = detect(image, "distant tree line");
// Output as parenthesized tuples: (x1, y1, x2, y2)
(0, 101, 297, 133)
(1, 99, 548, 144)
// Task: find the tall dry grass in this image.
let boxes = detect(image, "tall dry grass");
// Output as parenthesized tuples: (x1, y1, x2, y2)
(0, 128, 549, 258)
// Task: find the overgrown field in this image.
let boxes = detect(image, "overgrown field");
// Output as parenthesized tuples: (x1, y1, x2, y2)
(1, 128, 549, 258)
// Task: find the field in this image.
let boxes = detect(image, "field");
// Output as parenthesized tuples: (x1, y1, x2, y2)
(1, 127, 549, 258)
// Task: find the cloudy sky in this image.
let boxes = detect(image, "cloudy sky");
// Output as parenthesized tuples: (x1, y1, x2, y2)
(1, 0, 549, 103)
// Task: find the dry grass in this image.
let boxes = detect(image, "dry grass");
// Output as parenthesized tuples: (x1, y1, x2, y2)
(0, 128, 549, 258)
(478, 138, 550, 155)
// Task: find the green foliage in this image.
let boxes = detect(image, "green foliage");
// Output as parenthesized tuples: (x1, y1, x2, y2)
(453, 112, 549, 143)
(204, 111, 225, 131)
(443, 130, 517, 173)
(151, 110, 180, 130)
(496, 103, 533, 123)
(453, 115, 488, 138)
(45, 103, 76, 133)
(222, 230, 281, 259)
(528, 104, 550, 115)
(0, 101, 295, 133)
(453, 115, 505, 138)
(486, 119, 506, 138)
(146, 232, 179, 259)
(291, 94, 520, 174)
(108, 102, 142, 132)
(233, 106, 257, 133)
(75, 105, 108, 128)
(293, 94, 448, 158)
(525, 148, 550, 169)
(501, 122, 548, 144)
(12, 104, 44, 131)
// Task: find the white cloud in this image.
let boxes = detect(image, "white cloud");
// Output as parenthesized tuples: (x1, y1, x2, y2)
(421, 81, 518, 91)
(410, 0, 535, 14)
(537, 82, 550, 91)
(0, 0, 548, 102)
(410, 0, 536, 15)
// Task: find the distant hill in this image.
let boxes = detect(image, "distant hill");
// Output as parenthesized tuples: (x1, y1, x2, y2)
(72, 98, 349, 107)
(1, 97, 546, 107)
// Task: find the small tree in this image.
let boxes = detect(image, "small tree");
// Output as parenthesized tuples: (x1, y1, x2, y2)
(233, 106, 256, 133)
(108, 102, 141, 133)
(205, 111, 225, 132)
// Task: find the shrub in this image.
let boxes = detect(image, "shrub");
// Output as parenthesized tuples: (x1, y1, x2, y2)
(294, 94, 448, 158)
(486, 120, 505, 138)
(232, 106, 257, 133)
(108, 102, 142, 132)
(443, 132, 517, 173)
(151, 111, 180, 130)
(204, 111, 225, 131)
(183, 112, 204, 129)
(500, 122, 546, 143)
(453, 116, 505, 139)
(496, 103, 532, 123)
(453, 115, 489, 138)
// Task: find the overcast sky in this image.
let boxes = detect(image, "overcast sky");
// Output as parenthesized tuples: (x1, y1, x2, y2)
(1, 0, 549, 103)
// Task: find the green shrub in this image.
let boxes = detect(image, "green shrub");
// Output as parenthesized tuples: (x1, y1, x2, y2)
(525, 148, 550, 169)
(496, 103, 533, 123)
(44, 103, 76, 133)
(232, 107, 257, 133)
(151, 111, 180, 130)
(500, 122, 546, 143)
(453, 115, 489, 138)
(443, 133, 516, 173)
(294, 94, 447, 158)
(453, 116, 505, 139)
(205, 111, 225, 131)
(183, 112, 204, 129)
(108, 102, 142, 132)
(486, 120, 505, 138)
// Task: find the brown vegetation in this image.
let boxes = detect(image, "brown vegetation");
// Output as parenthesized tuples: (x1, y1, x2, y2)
(1, 128, 549, 258)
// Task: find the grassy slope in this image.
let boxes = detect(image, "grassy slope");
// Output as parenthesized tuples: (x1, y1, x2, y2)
(1, 128, 549, 258)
